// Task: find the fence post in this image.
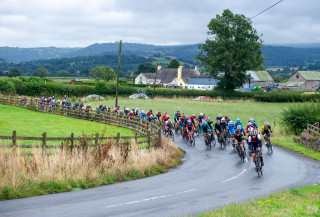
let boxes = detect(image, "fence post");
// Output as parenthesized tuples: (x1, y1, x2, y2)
(117, 133, 120, 145)
(70, 133, 74, 153)
(42, 132, 47, 155)
(12, 131, 17, 150)
(157, 128, 161, 148)
(95, 133, 99, 146)
(147, 131, 151, 149)
(135, 133, 138, 144)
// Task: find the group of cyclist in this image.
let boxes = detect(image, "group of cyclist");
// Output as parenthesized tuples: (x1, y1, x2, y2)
(161, 111, 273, 168)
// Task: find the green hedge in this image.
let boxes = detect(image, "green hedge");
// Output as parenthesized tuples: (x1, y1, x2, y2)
(254, 91, 320, 102)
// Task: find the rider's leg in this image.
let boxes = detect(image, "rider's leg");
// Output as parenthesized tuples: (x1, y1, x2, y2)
(258, 147, 264, 166)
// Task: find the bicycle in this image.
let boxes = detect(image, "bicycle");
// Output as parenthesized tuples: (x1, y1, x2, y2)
(194, 124, 201, 136)
(211, 133, 216, 147)
(225, 130, 231, 144)
(217, 132, 226, 148)
(165, 128, 174, 141)
(265, 135, 273, 154)
(255, 150, 263, 178)
(236, 141, 246, 162)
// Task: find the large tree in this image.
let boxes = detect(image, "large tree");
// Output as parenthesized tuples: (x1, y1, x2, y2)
(90, 66, 116, 82)
(135, 62, 156, 76)
(33, 68, 49, 78)
(197, 9, 265, 90)
(8, 67, 23, 77)
(167, 59, 180, 68)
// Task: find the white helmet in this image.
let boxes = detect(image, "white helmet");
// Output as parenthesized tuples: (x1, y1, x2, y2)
(141, 110, 145, 114)
(218, 114, 222, 118)
(265, 121, 269, 126)
(200, 113, 203, 116)
(222, 118, 225, 121)
(229, 121, 233, 125)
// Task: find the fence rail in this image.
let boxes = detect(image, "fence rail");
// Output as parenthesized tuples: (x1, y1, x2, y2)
(307, 122, 320, 137)
(0, 95, 162, 152)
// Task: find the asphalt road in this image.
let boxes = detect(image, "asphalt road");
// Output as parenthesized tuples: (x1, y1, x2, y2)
(1, 134, 320, 217)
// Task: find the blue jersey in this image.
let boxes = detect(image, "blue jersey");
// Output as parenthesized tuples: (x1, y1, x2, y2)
(200, 123, 212, 133)
(235, 121, 243, 129)
(140, 113, 147, 119)
(227, 124, 235, 133)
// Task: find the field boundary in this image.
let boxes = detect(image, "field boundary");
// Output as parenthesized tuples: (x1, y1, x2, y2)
(0, 94, 162, 152)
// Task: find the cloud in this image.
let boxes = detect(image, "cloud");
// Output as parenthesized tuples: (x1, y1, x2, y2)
(0, 0, 319, 47)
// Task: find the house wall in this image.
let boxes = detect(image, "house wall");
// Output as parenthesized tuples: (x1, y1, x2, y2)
(252, 81, 273, 87)
(306, 80, 320, 91)
(288, 72, 306, 82)
(134, 74, 146, 84)
(188, 85, 215, 90)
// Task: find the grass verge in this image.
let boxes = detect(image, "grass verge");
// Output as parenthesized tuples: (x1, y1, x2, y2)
(198, 184, 320, 217)
(0, 138, 183, 200)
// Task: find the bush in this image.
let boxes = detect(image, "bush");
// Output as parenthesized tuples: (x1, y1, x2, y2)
(281, 103, 320, 135)
(0, 79, 15, 95)
(254, 91, 320, 102)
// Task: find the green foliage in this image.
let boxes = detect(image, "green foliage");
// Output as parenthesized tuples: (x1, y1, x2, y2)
(94, 81, 137, 96)
(33, 68, 49, 78)
(0, 79, 15, 94)
(197, 9, 264, 90)
(281, 103, 320, 134)
(135, 62, 156, 75)
(8, 67, 23, 77)
(254, 91, 320, 102)
(90, 66, 116, 82)
(167, 59, 180, 68)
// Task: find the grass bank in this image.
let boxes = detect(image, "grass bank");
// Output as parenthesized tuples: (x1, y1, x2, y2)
(0, 138, 183, 200)
(198, 184, 320, 217)
(0, 104, 134, 137)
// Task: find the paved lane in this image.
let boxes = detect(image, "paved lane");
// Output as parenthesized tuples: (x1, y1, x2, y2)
(1, 134, 319, 217)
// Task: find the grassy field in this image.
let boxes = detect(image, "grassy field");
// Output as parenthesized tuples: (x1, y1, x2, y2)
(0, 104, 134, 138)
(197, 184, 320, 217)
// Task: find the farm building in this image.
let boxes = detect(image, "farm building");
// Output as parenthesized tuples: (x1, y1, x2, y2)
(278, 81, 306, 91)
(187, 74, 218, 90)
(287, 71, 320, 91)
(135, 65, 200, 89)
(134, 73, 161, 85)
(243, 71, 274, 88)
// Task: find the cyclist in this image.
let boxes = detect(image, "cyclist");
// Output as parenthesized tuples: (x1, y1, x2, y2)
(216, 114, 222, 122)
(140, 110, 147, 120)
(207, 117, 215, 142)
(225, 116, 231, 124)
(227, 121, 236, 146)
(236, 124, 245, 136)
(79, 102, 84, 110)
(148, 114, 155, 122)
(190, 114, 198, 125)
(248, 130, 264, 166)
(215, 120, 225, 143)
(165, 118, 174, 135)
(248, 118, 259, 131)
(186, 119, 195, 143)
(155, 111, 162, 124)
(198, 113, 205, 124)
(235, 118, 243, 129)
(147, 109, 153, 117)
(201, 120, 212, 146)
(262, 121, 273, 147)
(180, 115, 187, 137)
(85, 104, 92, 112)
(134, 108, 139, 117)
(233, 129, 246, 154)
(174, 111, 181, 130)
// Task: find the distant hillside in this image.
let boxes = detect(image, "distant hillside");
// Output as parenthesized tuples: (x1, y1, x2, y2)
(1, 42, 320, 68)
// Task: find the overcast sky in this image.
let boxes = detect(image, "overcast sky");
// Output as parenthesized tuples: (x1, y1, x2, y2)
(0, 0, 319, 48)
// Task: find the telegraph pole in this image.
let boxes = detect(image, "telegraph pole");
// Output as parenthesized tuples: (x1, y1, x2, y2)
(115, 40, 122, 107)
(152, 61, 158, 99)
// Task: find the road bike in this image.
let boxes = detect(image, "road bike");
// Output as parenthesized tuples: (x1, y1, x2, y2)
(265, 134, 273, 154)
(255, 150, 263, 178)
(217, 132, 226, 148)
(165, 128, 174, 141)
(211, 133, 216, 147)
(187, 130, 195, 146)
(174, 121, 180, 134)
(236, 141, 246, 162)
(194, 124, 201, 136)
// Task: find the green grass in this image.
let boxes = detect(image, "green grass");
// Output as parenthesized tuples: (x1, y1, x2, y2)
(197, 184, 320, 217)
(0, 104, 134, 138)
(273, 141, 320, 161)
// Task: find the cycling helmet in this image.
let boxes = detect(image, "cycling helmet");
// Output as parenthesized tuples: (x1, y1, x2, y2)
(249, 117, 254, 122)
(221, 118, 225, 121)
(236, 129, 240, 134)
(126, 108, 130, 111)
(192, 114, 195, 117)
(158, 111, 161, 114)
(136, 108, 139, 110)
(168, 119, 172, 123)
(141, 110, 145, 114)
(218, 114, 222, 118)
(88, 104, 90, 106)
(207, 117, 211, 122)
(217, 120, 221, 124)
(265, 121, 269, 126)
(225, 116, 228, 119)
(187, 119, 191, 123)
(183, 115, 186, 118)
(202, 120, 206, 124)
(165, 114, 169, 118)
(237, 125, 241, 130)
(236, 118, 240, 122)
(229, 121, 233, 125)
(251, 130, 257, 135)
(200, 113, 203, 116)
(150, 115, 153, 118)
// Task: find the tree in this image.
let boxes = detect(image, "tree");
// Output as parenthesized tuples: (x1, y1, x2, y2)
(135, 62, 156, 76)
(0, 70, 4, 76)
(33, 68, 49, 78)
(8, 67, 23, 77)
(90, 66, 116, 82)
(167, 59, 180, 68)
(196, 9, 265, 91)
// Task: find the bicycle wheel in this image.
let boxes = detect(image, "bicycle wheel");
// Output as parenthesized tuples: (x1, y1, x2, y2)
(171, 131, 174, 141)
(192, 135, 195, 146)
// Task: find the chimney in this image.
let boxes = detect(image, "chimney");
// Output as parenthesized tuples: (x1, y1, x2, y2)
(195, 65, 198, 71)
(157, 65, 162, 70)
(177, 65, 183, 79)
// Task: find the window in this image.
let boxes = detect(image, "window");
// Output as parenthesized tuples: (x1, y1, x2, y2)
(296, 74, 299, 79)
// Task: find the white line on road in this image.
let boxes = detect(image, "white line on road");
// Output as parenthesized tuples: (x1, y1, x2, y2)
(221, 169, 247, 183)
(105, 189, 197, 209)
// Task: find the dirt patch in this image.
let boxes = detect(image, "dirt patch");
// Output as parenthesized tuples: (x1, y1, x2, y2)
(306, 193, 320, 199)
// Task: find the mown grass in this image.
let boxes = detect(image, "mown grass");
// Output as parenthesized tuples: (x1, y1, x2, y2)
(0, 104, 134, 138)
(197, 184, 320, 217)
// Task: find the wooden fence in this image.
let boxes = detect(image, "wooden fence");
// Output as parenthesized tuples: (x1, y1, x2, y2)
(0, 95, 162, 152)
(307, 122, 320, 137)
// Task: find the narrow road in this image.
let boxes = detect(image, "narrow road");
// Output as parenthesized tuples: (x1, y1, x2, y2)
(1, 134, 320, 217)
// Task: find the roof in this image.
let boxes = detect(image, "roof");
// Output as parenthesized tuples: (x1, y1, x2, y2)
(157, 68, 199, 84)
(280, 81, 305, 87)
(141, 73, 159, 80)
(247, 71, 273, 82)
(298, 71, 320, 80)
(72, 78, 82, 82)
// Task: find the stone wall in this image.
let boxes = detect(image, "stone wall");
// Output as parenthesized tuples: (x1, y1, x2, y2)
(300, 130, 320, 152)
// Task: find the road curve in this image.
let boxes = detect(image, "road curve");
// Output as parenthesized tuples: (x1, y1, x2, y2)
(1, 134, 320, 217)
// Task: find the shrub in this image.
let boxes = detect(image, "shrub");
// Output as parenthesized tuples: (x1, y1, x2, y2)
(281, 103, 320, 135)
(0, 79, 15, 95)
